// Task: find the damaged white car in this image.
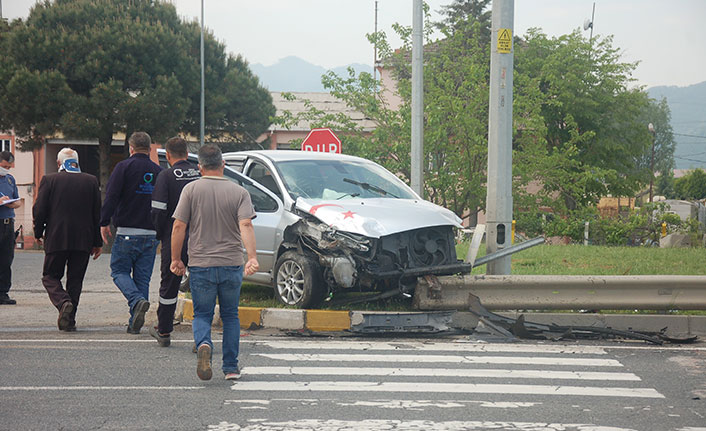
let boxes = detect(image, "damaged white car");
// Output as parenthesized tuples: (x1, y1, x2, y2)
(220, 150, 471, 308)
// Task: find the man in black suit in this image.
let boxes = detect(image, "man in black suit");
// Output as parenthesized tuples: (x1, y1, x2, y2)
(33, 148, 102, 331)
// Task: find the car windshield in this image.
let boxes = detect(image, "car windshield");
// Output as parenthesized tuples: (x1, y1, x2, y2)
(276, 159, 417, 201)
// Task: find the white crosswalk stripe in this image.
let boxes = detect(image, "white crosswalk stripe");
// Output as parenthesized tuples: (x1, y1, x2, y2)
(243, 366, 641, 381)
(253, 353, 623, 367)
(234, 340, 663, 399)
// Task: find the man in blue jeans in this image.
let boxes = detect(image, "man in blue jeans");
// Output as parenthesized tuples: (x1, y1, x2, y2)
(170, 144, 258, 381)
(100, 132, 162, 334)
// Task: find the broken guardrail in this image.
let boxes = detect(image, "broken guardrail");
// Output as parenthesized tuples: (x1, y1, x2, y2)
(414, 274, 706, 311)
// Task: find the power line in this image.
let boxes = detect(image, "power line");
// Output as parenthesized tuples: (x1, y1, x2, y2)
(675, 155, 706, 163)
(673, 132, 706, 139)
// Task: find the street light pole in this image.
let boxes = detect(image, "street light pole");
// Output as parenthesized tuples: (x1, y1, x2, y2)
(648, 122, 656, 203)
(486, 0, 514, 275)
(410, 0, 424, 197)
(200, 0, 205, 147)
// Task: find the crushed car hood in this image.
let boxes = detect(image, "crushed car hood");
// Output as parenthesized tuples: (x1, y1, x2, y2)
(295, 198, 462, 238)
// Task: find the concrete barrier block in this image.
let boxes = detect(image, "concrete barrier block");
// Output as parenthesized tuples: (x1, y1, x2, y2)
(213, 305, 222, 328)
(603, 314, 687, 335)
(660, 233, 692, 248)
(262, 308, 304, 330)
(306, 310, 350, 331)
(175, 296, 185, 321)
(240, 307, 263, 329)
(688, 316, 706, 336)
(182, 299, 194, 321)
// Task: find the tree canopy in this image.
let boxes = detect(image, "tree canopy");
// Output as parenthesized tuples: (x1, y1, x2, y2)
(0, 0, 274, 186)
(275, 0, 676, 226)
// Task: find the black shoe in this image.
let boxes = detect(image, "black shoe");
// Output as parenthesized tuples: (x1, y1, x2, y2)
(149, 326, 171, 347)
(0, 295, 16, 305)
(58, 302, 74, 331)
(127, 299, 150, 334)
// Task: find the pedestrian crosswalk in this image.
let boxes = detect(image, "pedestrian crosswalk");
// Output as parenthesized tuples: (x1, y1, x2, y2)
(233, 339, 664, 399)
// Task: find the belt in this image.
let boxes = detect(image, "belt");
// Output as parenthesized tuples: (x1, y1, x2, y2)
(2, 218, 13, 225)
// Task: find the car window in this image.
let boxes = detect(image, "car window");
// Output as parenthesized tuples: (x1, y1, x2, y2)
(223, 170, 278, 213)
(225, 158, 246, 172)
(276, 159, 417, 200)
(247, 161, 283, 202)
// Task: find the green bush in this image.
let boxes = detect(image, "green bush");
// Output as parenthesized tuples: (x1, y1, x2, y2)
(539, 202, 690, 246)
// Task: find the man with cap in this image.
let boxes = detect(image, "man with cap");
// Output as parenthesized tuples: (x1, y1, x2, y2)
(33, 148, 102, 331)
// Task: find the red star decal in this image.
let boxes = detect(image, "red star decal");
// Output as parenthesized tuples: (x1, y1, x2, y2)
(342, 210, 355, 219)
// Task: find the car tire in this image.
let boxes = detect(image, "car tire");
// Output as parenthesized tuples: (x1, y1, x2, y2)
(273, 250, 324, 308)
(179, 269, 190, 293)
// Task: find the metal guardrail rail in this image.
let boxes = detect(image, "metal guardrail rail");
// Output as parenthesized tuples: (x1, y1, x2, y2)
(414, 275, 706, 310)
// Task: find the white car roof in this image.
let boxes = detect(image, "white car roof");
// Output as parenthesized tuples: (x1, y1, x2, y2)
(223, 150, 376, 164)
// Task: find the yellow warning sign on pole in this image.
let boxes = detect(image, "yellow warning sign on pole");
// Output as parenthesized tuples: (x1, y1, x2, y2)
(497, 28, 512, 53)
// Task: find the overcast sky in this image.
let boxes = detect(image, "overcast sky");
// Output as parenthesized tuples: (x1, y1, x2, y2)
(3, 0, 705, 88)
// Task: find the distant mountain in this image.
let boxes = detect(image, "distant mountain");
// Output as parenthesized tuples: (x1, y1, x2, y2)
(648, 81, 706, 170)
(250, 56, 373, 93)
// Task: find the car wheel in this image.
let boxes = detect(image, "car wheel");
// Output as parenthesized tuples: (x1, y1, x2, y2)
(179, 269, 190, 293)
(274, 251, 324, 308)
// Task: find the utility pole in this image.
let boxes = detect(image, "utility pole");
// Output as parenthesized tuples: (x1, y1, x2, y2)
(648, 123, 656, 202)
(200, 0, 205, 146)
(486, 0, 514, 275)
(373, 1, 378, 82)
(410, 0, 424, 196)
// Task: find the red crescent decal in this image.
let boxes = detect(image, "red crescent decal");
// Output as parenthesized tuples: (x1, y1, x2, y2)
(342, 211, 355, 219)
(309, 203, 343, 215)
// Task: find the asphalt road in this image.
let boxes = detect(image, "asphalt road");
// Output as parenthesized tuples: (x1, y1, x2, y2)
(1, 329, 705, 431)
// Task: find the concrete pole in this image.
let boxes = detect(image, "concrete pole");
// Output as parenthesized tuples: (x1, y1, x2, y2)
(485, 0, 514, 275)
(200, 0, 205, 146)
(410, 0, 424, 196)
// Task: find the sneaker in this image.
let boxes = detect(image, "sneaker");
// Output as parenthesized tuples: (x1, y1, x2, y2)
(196, 344, 212, 381)
(127, 299, 150, 334)
(58, 301, 74, 331)
(224, 368, 241, 381)
(149, 326, 171, 347)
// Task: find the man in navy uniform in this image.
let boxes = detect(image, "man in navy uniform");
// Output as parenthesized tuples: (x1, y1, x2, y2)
(149, 137, 200, 346)
(0, 151, 21, 305)
(33, 148, 102, 330)
(100, 132, 162, 333)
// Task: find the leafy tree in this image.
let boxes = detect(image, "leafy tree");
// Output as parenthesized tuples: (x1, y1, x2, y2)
(634, 97, 676, 191)
(0, 0, 274, 188)
(514, 29, 654, 211)
(674, 169, 706, 200)
(274, 0, 667, 225)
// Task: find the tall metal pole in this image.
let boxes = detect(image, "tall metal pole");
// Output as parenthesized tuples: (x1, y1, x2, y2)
(373, 1, 378, 82)
(587, 2, 595, 60)
(486, 0, 514, 275)
(410, 0, 424, 196)
(648, 123, 656, 203)
(200, 0, 205, 146)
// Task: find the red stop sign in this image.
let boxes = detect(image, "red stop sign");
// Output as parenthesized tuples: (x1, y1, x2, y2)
(301, 128, 341, 153)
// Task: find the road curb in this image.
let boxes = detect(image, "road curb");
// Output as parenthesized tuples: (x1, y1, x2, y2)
(176, 297, 706, 335)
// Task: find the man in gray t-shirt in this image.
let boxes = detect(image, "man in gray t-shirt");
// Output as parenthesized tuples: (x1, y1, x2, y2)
(170, 144, 258, 381)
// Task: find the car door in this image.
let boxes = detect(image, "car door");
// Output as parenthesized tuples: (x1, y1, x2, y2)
(158, 149, 283, 285)
(220, 167, 284, 285)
